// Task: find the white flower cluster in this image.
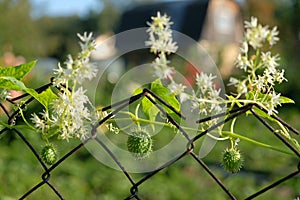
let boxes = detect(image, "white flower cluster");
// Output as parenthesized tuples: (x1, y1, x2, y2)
(31, 33, 98, 140)
(229, 17, 286, 115)
(244, 16, 279, 49)
(145, 12, 178, 81)
(54, 32, 98, 86)
(192, 73, 225, 129)
(52, 87, 94, 140)
(146, 12, 191, 103)
(193, 73, 223, 113)
(146, 12, 225, 127)
(145, 12, 178, 55)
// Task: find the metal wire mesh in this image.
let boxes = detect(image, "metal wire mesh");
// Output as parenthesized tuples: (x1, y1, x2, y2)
(0, 82, 299, 200)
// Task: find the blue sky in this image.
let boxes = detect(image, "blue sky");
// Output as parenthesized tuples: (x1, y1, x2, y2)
(30, 0, 103, 18)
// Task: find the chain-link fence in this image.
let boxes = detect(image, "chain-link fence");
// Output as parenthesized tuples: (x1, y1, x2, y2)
(0, 82, 299, 199)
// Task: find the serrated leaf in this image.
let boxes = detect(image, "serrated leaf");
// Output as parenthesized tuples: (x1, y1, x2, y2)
(0, 60, 36, 80)
(279, 96, 294, 104)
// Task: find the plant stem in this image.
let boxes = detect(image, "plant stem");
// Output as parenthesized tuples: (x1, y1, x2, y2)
(18, 109, 36, 131)
(103, 111, 296, 156)
(222, 131, 295, 156)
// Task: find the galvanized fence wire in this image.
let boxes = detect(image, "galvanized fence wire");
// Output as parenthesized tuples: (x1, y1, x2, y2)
(0, 82, 299, 200)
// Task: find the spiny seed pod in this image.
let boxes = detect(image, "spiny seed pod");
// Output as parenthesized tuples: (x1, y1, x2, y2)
(222, 148, 243, 173)
(127, 129, 152, 159)
(41, 144, 58, 165)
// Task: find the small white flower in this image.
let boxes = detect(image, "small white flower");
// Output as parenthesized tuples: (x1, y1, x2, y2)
(77, 32, 93, 43)
(229, 77, 247, 94)
(275, 69, 287, 83)
(240, 41, 248, 54)
(51, 87, 94, 140)
(145, 11, 178, 55)
(31, 113, 46, 132)
(258, 24, 270, 40)
(228, 77, 239, 86)
(253, 75, 266, 92)
(196, 73, 216, 91)
(263, 69, 276, 86)
(261, 52, 279, 69)
(235, 54, 251, 71)
(154, 65, 174, 80)
(54, 32, 98, 86)
(147, 12, 173, 31)
(267, 26, 279, 46)
(152, 54, 174, 80)
(244, 17, 258, 29)
(237, 81, 248, 94)
(210, 88, 221, 99)
(168, 83, 186, 95)
(266, 91, 281, 115)
(244, 17, 273, 49)
(271, 91, 281, 105)
(193, 72, 225, 120)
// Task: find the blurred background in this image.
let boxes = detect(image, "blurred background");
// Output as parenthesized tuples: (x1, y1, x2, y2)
(0, 0, 299, 199)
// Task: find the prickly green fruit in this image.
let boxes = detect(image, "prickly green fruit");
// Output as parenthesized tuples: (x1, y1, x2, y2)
(41, 144, 58, 165)
(127, 129, 152, 159)
(222, 148, 243, 173)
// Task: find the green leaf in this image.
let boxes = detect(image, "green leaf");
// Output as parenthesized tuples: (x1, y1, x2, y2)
(151, 79, 180, 111)
(142, 96, 159, 129)
(150, 79, 180, 121)
(0, 60, 56, 111)
(0, 78, 56, 111)
(0, 60, 36, 80)
(26, 88, 57, 110)
(0, 76, 27, 91)
(133, 80, 181, 127)
(134, 87, 159, 130)
(279, 96, 294, 104)
(0, 60, 36, 91)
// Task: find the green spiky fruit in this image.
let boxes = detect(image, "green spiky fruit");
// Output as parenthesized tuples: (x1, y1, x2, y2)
(41, 144, 58, 165)
(222, 148, 243, 173)
(127, 129, 152, 159)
